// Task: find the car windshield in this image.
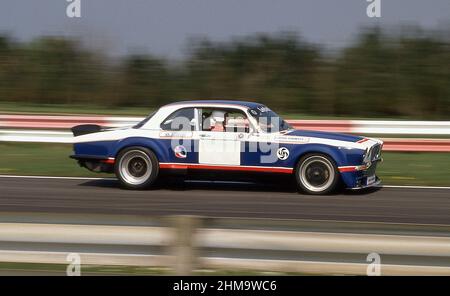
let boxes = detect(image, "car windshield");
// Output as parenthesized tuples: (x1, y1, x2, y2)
(248, 106, 292, 133)
(133, 111, 156, 129)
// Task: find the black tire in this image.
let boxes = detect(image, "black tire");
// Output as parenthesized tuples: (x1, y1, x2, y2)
(295, 153, 339, 195)
(114, 146, 159, 189)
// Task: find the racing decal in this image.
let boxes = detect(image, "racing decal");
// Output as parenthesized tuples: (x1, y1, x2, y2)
(159, 131, 193, 139)
(285, 129, 363, 143)
(276, 147, 290, 160)
(274, 135, 309, 144)
(174, 145, 187, 158)
(257, 105, 271, 113)
(249, 109, 258, 116)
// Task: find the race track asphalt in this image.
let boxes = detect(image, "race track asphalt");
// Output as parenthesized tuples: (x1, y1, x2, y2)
(0, 176, 449, 225)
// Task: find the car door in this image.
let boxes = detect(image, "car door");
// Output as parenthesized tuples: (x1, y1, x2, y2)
(240, 110, 281, 167)
(159, 107, 198, 163)
(196, 108, 249, 166)
(198, 131, 241, 165)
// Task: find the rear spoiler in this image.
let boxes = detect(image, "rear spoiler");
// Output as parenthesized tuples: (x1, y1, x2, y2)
(71, 124, 104, 137)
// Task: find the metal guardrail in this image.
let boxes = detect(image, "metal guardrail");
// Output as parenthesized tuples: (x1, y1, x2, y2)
(0, 130, 73, 143)
(0, 115, 141, 129)
(0, 212, 449, 275)
(2, 114, 450, 134)
(2, 115, 450, 151)
(1, 129, 450, 152)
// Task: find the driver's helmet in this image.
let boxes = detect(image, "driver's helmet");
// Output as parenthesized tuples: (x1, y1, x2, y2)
(209, 110, 226, 131)
(211, 110, 226, 123)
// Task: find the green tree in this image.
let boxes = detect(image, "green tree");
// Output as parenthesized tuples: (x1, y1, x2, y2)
(185, 33, 321, 113)
(116, 55, 170, 107)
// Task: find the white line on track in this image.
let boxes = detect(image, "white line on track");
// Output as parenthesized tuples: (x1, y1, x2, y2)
(0, 175, 115, 181)
(379, 185, 450, 190)
(0, 175, 450, 190)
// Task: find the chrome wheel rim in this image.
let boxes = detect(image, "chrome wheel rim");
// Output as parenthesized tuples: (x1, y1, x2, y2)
(119, 150, 152, 185)
(300, 156, 335, 192)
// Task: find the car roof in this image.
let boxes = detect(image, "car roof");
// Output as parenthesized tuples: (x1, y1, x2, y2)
(164, 100, 262, 109)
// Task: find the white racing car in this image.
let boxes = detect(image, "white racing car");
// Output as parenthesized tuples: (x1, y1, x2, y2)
(71, 100, 383, 194)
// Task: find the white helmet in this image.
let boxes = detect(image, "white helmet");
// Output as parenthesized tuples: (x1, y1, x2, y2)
(203, 110, 226, 130)
(211, 110, 226, 123)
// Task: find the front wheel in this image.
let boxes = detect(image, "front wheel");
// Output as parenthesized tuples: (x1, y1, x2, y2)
(295, 154, 339, 195)
(115, 147, 159, 189)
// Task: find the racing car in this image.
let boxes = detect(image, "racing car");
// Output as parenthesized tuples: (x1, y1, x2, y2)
(70, 100, 383, 194)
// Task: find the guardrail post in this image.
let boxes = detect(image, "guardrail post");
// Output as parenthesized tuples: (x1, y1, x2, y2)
(170, 215, 201, 275)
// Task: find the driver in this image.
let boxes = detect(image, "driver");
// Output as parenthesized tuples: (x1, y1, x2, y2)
(203, 110, 226, 131)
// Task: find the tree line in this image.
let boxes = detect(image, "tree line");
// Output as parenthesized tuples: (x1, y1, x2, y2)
(0, 27, 449, 118)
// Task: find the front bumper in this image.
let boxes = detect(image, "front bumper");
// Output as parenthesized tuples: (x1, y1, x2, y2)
(349, 176, 381, 190)
(339, 157, 382, 189)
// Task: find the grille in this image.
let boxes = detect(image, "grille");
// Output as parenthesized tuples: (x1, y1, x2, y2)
(362, 143, 382, 177)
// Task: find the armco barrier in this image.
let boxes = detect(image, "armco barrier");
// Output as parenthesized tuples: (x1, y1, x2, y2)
(0, 212, 449, 275)
(382, 138, 450, 152)
(1, 129, 450, 151)
(2, 114, 450, 135)
(0, 115, 141, 129)
(1, 115, 450, 151)
(288, 120, 450, 135)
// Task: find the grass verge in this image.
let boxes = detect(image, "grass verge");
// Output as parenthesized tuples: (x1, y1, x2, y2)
(0, 262, 170, 275)
(0, 142, 109, 178)
(0, 142, 449, 186)
(0, 262, 311, 275)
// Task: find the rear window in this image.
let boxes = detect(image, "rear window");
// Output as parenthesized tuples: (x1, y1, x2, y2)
(160, 108, 196, 131)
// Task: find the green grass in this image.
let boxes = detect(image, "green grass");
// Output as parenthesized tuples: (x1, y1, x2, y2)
(0, 262, 171, 275)
(0, 142, 449, 186)
(0, 262, 313, 275)
(0, 142, 108, 177)
(378, 152, 450, 186)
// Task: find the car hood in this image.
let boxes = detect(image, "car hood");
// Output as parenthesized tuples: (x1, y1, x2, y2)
(284, 129, 364, 143)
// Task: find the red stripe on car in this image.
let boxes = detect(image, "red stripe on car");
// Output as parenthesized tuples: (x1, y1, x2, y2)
(338, 166, 357, 173)
(159, 163, 293, 174)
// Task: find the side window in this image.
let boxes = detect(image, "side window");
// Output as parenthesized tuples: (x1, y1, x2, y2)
(160, 108, 196, 131)
(201, 108, 250, 133)
(225, 111, 250, 133)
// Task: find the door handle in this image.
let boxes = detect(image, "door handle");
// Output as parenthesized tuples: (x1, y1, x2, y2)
(199, 134, 211, 138)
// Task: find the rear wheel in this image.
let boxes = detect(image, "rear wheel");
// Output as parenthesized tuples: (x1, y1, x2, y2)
(295, 154, 339, 195)
(115, 147, 159, 189)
